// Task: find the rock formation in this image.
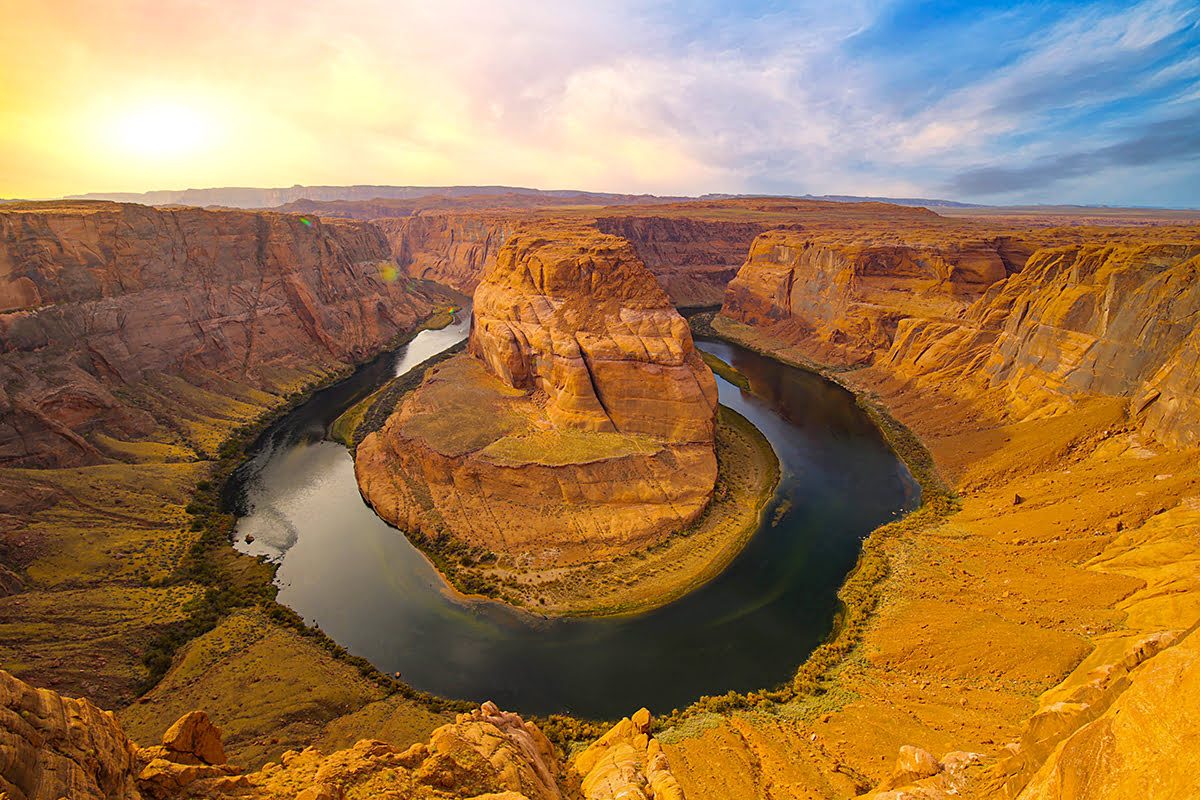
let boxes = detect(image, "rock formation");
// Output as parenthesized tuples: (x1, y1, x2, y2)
(380, 211, 764, 307)
(355, 226, 718, 565)
(721, 227, 1200, 447)
(721, 230, 1021, 366)
(572, 707, 685, 800)
(0, 201, 447, 468)
(2, 668, 687, 800)
(0, 668, 144, 800)
(880, 241, 1200, 446)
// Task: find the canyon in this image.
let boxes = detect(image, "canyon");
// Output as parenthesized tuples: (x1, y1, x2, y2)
(1, 196, 1198, 799)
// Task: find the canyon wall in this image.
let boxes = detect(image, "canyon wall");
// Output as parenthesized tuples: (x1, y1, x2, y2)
(378, 211, 763, 306)
(591, 215, 766, 306)
(355, 226, 719, 564)
(721, 230, 1018, 365)
(721, 228, 1200, 447)
(881, 241, 1200, 447)
(0, 201, 444, 467)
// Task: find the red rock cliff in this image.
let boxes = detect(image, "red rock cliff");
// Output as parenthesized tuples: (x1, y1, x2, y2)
(721, 229, 1016, 365)
(378, 210, 763, 307)
(0, 201, 442, 467)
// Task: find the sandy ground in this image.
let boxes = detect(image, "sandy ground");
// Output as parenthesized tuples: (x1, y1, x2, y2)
(656, 319, 1200, 799)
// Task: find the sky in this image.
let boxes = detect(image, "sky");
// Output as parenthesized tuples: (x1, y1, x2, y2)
(1, 0, 1198, 206)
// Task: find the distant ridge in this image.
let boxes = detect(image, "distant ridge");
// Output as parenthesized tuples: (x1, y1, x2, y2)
(799, 193, 982, 208)
(61, 184, 991, 211)
(63, 184, 689, 210)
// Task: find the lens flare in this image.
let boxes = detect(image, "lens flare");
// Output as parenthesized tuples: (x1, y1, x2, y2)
(378, 262, 399, 283)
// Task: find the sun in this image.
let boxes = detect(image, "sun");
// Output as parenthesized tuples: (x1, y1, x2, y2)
(108, 102, 214, 160)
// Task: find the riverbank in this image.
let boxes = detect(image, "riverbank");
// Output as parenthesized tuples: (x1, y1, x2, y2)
(336, 353, 779, 616)
(0, 298, 481, 770)
(655, 313, 1200, 798)
(475, 404, 780, 617)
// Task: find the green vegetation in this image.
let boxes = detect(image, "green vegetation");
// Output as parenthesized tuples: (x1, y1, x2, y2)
(137, 307, 488, 718)
(331, 341, 468, 450)
(700, 349, 751, 390)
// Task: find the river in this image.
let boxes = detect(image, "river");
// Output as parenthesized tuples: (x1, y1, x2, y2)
(227, 308, 917, 718)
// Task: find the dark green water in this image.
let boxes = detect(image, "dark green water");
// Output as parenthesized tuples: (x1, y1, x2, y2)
(227, 309, 916, 718)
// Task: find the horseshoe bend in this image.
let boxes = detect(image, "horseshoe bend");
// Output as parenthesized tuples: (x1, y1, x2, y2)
(353, 226, 722, 570)
(1, 196, 1200, 800)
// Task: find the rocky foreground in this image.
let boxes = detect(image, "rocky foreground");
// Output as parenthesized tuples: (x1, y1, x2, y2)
(0, 667, 686, 800)
(354, 226, 719, 565)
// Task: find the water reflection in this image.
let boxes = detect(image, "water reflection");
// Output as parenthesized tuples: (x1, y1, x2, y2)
(228, 314, 916, 718)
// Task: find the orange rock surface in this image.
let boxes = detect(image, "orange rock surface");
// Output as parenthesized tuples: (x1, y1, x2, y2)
(0, 201, 446, 468)
(355, 227, 719, 565)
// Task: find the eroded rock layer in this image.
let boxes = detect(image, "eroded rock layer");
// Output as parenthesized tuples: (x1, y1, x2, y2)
(0, 201, 443, 467)
(721, 230, 1020, 365)
(356, 227, 718, 564)
(881, 241, 1200, 447)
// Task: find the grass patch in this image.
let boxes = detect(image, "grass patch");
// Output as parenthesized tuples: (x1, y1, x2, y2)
(332, 341, 468, 450)
(700, 349, 751, 391)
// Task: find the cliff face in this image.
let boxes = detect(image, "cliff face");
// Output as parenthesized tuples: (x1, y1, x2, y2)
(355, 227, 718, 565)
(883, 242, 1200, 447)
(721, 230, 1016, 365)
(379, 211, 763, 307)
(0, 202, 440, 467)
(377, 213, 517, 294)
(592, 215, 766, 306)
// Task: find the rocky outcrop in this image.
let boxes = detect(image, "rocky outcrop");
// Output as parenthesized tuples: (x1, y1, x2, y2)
(572, 708, 685, 800)
(0, 201, 443, 467)
(882, 242, 1200, 446)
(0, 668, 143, 800)
(721, 230, 1016, 366)
(470, 228, 717, 442)
(1010, 625, 1200, 800)
(2, 669, 611, 800)
(356, 227, 718, 565)
(858, 748, 984, 799)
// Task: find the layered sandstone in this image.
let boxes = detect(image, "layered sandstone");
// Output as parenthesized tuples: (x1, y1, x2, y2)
(0, 668, 144, 800)
(592, 215, 766, 306)
(881, 242, 1200, 447)
(721, 230, 1021, 365)
(355, 227, 718, 564)
(0, 201, 443, 467)
(373, 210, 764, 306)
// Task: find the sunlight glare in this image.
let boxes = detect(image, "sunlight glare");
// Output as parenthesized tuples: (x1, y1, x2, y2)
(109, 103, 213, 159)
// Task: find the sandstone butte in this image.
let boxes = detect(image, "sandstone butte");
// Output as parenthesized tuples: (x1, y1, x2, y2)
(354, 225, 720, 565)
(4, 197, 1200, 800)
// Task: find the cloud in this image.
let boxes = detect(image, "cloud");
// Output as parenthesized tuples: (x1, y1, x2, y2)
(1, 0, 1198, 205)
(949, 111, 1200, 195)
